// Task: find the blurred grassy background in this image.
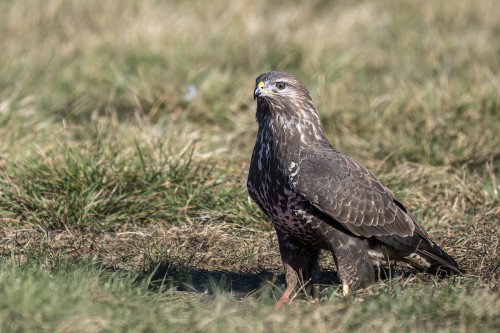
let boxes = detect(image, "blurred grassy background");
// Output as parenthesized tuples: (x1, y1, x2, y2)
(0, 0, 499, 332)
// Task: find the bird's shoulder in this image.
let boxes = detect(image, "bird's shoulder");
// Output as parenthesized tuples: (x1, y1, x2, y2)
(294, 146, 419, 238)
(296, 146, 391, 195)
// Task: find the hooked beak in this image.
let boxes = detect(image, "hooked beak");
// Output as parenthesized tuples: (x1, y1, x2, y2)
(253, 81, 265, 100)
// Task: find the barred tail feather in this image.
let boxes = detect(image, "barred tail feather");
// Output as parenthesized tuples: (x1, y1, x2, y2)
(375, 234, 463, 274)
(414, 244, 463, 274)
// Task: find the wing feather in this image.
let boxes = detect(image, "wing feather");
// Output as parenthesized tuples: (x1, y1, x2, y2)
(296, 147, 427, 239)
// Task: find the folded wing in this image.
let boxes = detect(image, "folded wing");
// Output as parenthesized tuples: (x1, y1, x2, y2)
(296, 147, 431, 242)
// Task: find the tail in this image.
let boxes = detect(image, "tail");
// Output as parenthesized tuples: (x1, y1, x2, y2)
(413, 240, 463, 274)
(376, 234, 463, 274)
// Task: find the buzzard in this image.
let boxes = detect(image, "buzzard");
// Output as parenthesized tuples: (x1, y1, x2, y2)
(247, 71, 461, 305)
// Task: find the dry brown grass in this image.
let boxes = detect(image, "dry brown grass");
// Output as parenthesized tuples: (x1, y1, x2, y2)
(1, 215, 498, 288)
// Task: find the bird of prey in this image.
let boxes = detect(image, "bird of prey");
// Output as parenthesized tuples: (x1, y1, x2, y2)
(247, 71, 461, 305)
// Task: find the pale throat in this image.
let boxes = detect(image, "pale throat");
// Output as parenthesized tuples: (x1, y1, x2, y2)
(257, 105, 327, 166)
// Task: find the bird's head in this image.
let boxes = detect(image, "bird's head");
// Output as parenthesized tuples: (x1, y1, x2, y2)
(253, 71, 311, 105)
(253, 71, 322, 132)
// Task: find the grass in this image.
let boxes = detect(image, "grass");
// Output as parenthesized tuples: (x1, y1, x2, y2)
(0, 0, 499, 332)
(0, 256, 497, 333)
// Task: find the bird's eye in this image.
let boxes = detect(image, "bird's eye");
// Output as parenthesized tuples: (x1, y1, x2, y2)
(275, 82, 286, 90)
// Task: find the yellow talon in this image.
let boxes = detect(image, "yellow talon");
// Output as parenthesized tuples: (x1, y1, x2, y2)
(342, 283, 350, 296)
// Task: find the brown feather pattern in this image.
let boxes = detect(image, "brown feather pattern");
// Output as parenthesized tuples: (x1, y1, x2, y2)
(248, 71, 461, 304)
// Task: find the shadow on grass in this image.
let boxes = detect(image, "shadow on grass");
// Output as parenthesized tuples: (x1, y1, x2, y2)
(141, 261, 278, 295)
(137, 260, 413, 297)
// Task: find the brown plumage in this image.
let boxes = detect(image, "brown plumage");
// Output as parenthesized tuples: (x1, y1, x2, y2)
(247, 71, 461, 305)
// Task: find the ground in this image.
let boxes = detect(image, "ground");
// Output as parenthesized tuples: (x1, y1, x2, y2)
(0, 0, 499, 332)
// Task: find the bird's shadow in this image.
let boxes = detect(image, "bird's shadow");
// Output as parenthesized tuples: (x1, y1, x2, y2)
(139, 261, 280, 296)
(137, 260, 410, 297)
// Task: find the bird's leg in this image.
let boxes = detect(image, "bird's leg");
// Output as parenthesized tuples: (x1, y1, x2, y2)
(275, 231, 319, 306)
(276, 262, 299, 307)
(332, 252, 374, 296)
(319, 224, 375, 294)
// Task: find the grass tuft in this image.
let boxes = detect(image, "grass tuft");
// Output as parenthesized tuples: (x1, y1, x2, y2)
(1, 137, 255, 230)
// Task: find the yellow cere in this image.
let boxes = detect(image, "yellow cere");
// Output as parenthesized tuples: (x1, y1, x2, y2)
(257, 81, 278, 95)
